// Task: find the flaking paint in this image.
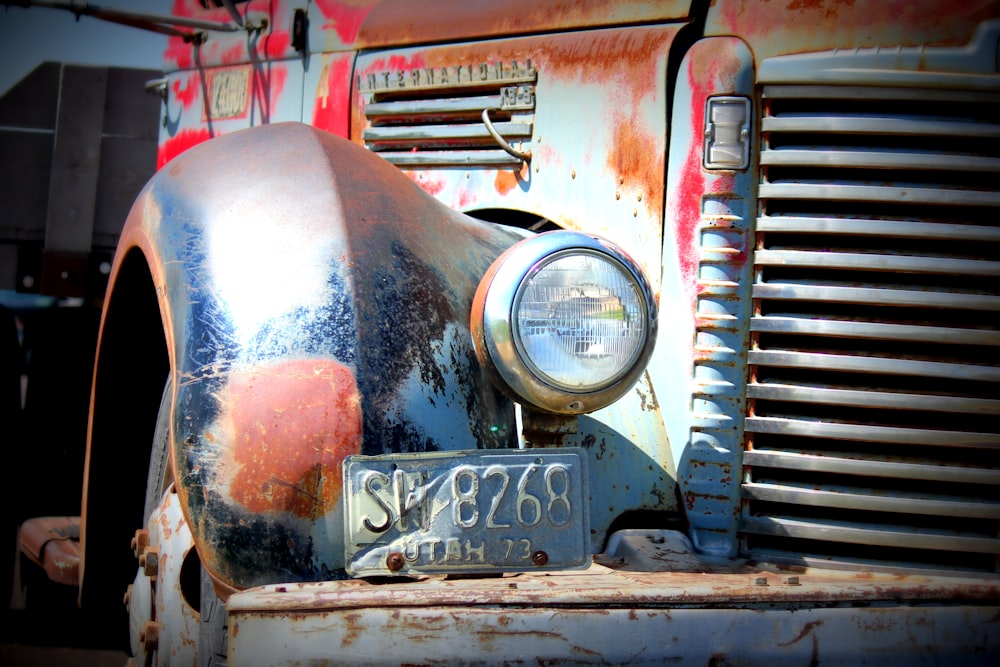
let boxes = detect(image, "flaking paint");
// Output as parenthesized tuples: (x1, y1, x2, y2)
(212, 359, 362, 519)
(708, 0, 999, 61)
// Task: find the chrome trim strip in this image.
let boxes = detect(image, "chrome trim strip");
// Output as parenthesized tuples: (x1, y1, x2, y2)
(745, 416, 1000, 448)
(363, 122, 533, 142)
(755, 217, 1000, 242)
(741, 482, 1000, 519)
(760, 149, 1000, 172)
(762, 85, 1000, 103)
(757, 183, 1000, 207)
(376, 150, 523, 167)
(750, 317, 1000, 346)
(761, 116, 1000, 137)
(751, 283, 1000, 310)
(747, 350, 1000, 382)
(746, 383, 1000, 414)
(741, 516, 1000, 553)
(754, 249, 1000, 276)
(743, 450, 1000, 485)
(365, 95, 504, 117)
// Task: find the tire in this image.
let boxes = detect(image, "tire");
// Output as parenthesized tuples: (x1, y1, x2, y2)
(199, 567, 228, 667)
(144, 378, 173, 525)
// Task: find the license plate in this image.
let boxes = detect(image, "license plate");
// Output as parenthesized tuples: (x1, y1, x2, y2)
(343, 448, 590, 577)
(206, 66, 250, 120)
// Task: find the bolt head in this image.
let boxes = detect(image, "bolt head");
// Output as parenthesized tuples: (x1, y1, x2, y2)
(386, 552, 405, 572)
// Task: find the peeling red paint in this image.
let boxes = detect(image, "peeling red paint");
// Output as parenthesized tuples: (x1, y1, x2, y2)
(220, 42, 244, 66)
(411, 174, 445, 196)
(165, 35, 194, 71)
(674, 108, 705, 296)
(352, 27, 675, 211)
(158, 128, 213, 169)
(709, 0, 997, 58)
(354, 0, 689, 49)
(312, 54, 355, 138)
(263, 31, 292, 60)
(357, 53, 427, 76)
(172, 74, 199, 110)
(672, 39, 745, 299)
(166, 0, 295, 69)
(313, 0, 378, 45)
(219, 359, 363, 519)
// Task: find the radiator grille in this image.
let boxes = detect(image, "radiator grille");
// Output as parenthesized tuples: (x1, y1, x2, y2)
(359, 62, 536, 168)
(743, 84, 1000, 572)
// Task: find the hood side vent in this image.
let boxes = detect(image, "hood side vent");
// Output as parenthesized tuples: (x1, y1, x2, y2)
(359, 61, 536, 168)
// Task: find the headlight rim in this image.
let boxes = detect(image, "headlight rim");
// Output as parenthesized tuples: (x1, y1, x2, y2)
(473, 230, 657, 415)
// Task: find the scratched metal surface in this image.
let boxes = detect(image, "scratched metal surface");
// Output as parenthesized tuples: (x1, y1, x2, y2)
(88, 0, 1000, 619)
(224, 530, 1000, 666)
(106, 122, 527, 589)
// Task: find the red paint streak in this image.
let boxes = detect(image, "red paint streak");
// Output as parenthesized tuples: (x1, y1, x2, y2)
(158, 128, 212, 170)
(312, 54, 354, 138)
(224, 359, 363, 519)
(313, 0, 378, 44)
(263, 31, 291, 60)
(672, 40, 744, 295)
(454, 186, 477, 211)
(172, 74, 199, 110)
(674, 86, 706, 295)
(220, 42, 245, 66)
(166, 0, 295, 67)
(414, 174, 445, 196)
(165, 35, 194, 70)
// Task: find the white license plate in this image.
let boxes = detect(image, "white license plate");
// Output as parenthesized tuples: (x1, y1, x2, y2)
(207, 66, 250, 119)
(343, 448, 590, 577)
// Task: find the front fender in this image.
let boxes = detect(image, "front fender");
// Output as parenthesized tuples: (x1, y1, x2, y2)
(140, 123, 525, 588)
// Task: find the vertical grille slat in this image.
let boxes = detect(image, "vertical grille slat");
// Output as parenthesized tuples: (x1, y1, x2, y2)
(742, 82, 1000, 573)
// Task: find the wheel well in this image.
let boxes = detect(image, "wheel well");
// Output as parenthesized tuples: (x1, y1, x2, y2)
(464, 208, 562, 232)
(79, 248, 168, 622)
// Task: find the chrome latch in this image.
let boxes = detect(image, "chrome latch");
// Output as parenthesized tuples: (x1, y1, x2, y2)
(703, 96, 751, 170)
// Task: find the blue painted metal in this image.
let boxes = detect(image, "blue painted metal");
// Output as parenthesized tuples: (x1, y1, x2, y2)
(120, 122, 526, 588)
(59, 1, 1000, 664)
(654, 36, 757, 558)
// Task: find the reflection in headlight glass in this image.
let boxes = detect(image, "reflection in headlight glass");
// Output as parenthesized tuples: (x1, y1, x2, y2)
(514, 253, 646, 391)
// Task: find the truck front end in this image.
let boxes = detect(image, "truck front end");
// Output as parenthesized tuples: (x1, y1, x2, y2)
(70, 0, 999, 664)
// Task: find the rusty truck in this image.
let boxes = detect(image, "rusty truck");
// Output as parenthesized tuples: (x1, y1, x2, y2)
(14, 0, 1000, 664)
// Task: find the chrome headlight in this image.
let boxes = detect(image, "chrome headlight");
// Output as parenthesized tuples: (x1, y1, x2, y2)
(472, 231, 657, 415)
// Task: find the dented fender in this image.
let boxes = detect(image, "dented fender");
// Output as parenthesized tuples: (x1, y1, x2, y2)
(113, 122, 526, 590)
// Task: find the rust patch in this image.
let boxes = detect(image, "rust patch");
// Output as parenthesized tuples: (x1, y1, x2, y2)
(355, 0, 687, 49)
(493, 164, 527, 196)
(778, 619, 826, 647)
(216, 359, 362, 519)
(313, 0, 379, 45)
(710, 0, 998, 57)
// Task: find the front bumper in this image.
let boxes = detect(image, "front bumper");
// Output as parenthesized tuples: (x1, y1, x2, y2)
(225, 531, 1000, 665)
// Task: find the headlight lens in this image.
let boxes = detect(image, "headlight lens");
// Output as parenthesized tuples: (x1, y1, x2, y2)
(472, 231, 657, 414)
(513, 251, 646, 391)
